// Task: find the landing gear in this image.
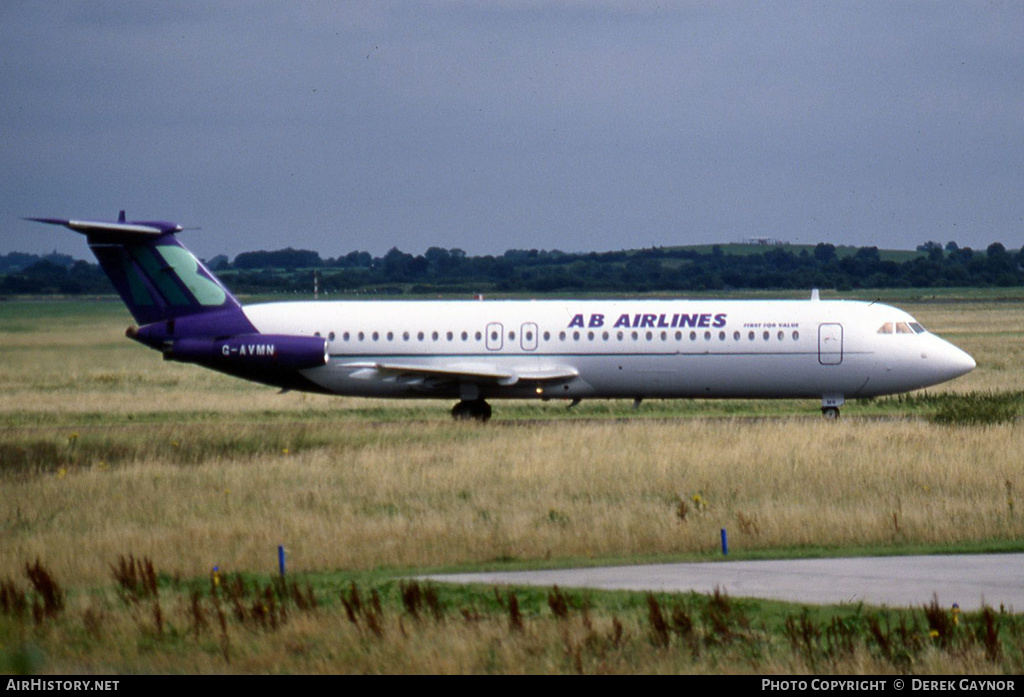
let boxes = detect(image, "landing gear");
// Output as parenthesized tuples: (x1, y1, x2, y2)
(821, 406, 841, 420)
(821, 393, 844, 420)
(451, 399, 492, 422)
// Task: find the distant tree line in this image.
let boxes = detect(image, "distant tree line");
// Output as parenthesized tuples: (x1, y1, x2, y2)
(2, 241, 1024, 296)
(0, 252, 110, 294)
(196, 241, 1024, 295)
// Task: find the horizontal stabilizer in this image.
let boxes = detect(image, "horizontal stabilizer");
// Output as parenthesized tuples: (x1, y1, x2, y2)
(26, 217, 182, 237)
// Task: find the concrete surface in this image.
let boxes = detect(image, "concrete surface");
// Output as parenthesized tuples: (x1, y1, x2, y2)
(423, 553, 1024, 611)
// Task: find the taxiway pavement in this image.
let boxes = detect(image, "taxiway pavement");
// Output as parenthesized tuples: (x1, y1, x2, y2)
(423, 553, 1024, 611)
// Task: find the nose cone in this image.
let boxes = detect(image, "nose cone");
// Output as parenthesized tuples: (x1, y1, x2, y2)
(935, 340, 976, 382)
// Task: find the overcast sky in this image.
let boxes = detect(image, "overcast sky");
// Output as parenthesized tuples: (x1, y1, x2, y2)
(3, 2, 1022, 261)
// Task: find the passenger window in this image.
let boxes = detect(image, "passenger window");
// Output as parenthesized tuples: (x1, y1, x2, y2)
(386, 332, 394, 341)
(748, 331, 754, 341)
(475, 331, 482, 341)
(587, 331, 595, 340)
(461, 331, 468, 341)
(792, 331, 799, 340)
(777, 330, 784, 341)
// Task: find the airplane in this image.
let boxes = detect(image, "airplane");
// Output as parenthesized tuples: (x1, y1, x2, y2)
(29, 213, 976, 421)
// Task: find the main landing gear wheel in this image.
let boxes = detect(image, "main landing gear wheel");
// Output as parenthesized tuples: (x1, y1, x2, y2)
(451, 399, 492, 422)
(821, 406, 841, 420)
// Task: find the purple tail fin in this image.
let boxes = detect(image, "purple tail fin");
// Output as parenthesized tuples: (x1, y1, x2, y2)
(27, 215, 248, 327)
(30, 214, 330, 394)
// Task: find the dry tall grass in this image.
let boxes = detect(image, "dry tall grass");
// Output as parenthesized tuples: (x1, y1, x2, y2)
(3, 419, 1022, 586)
(11, 580, 1018, 674)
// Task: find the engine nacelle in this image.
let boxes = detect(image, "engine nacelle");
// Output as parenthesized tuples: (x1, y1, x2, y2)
(165, 334, 329, 370)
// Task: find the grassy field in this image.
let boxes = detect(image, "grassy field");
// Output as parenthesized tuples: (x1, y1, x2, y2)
(1, 293, 1024, 674)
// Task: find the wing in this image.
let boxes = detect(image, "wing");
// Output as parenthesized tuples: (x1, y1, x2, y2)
(343, 361, 578, 387)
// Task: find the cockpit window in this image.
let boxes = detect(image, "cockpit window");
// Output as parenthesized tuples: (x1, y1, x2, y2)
(879, 320, 927, 335)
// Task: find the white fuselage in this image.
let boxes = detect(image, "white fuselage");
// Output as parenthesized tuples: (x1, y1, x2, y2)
(240, 298, 975, 403)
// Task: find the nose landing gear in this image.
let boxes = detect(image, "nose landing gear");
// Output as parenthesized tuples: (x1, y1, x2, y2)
(821, 393, 844, 420)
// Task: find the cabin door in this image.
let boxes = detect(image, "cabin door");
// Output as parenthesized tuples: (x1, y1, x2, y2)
(818, 323, 843, 365)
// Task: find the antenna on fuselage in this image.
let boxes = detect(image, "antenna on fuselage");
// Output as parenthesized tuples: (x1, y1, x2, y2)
(810, 289, 820, 302)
